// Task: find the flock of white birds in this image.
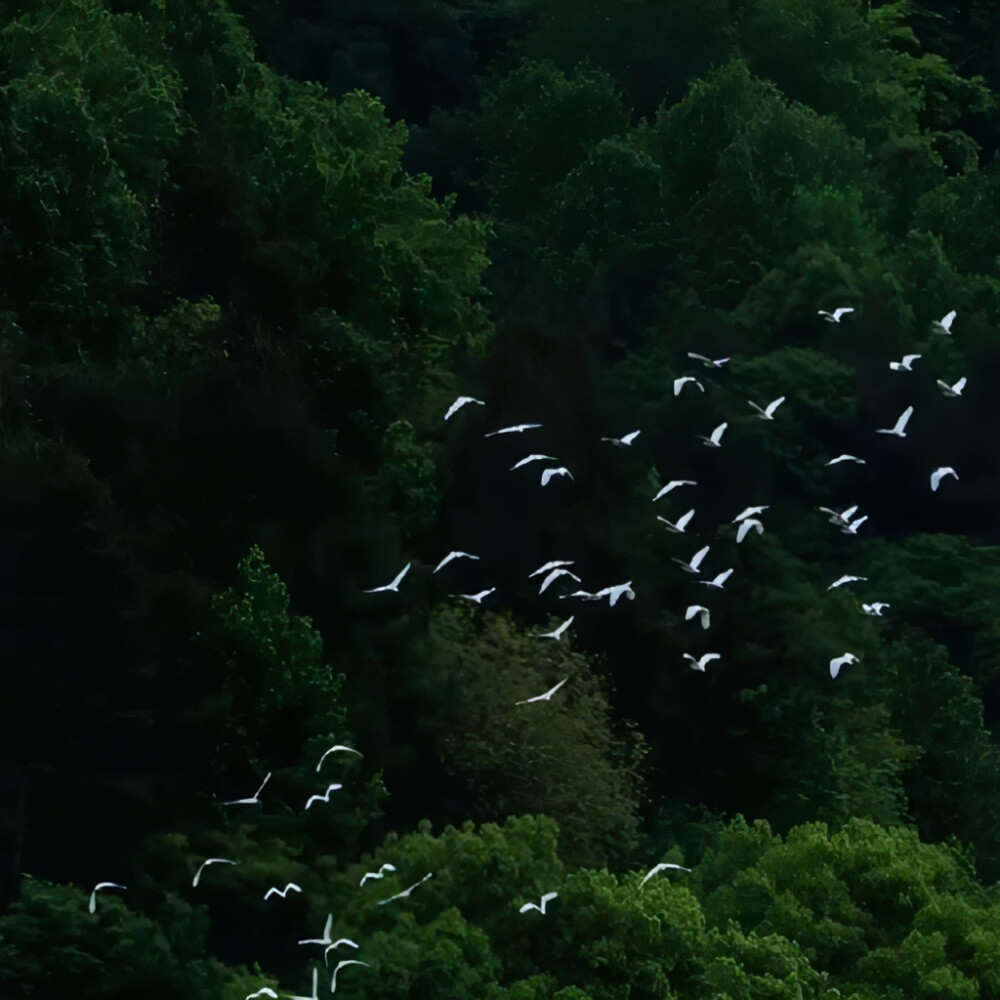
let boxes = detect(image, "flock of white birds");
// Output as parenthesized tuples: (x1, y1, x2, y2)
(83, 306, 966, 998)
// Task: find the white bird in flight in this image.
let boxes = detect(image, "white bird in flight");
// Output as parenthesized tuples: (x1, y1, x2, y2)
(830, 652, 859, 679)
(931, 309, 957, 335)
(685, 653, 720, 672)
(601, 430, 641, 446)
(323, 939, 360, 964)
(286, 968, 319, 1000)
(936, 376, 966, 397)
(519, 892, 558, 914)
(875, 405, 913, 437)
(639, 862, 692, 887)
(699, 568, 733, 590)
(457, 587, 496, 604)
(88, 882, 126, 914)
(818, 307, 854, 323)
(595, 581, 635, 606)
(510, 454, 555, 471)
(316, 745, 362, 772)
(529, 559, 574, 578)
(444, 395, 485, 420)
(537, 615, 574, 640)
(841, 514, 868, 535)
(330, 960, 370, 994)
(652, 480, 697, 501)
(299, 913, 334, 946)
(264, 882, 302, 901)
(825, 454, 866, 466)
(889, 354, 921, 372)
(685, 605, 710, 629)
(516, 678, 568, 706)
(862, 602, 891, 616)
(364, 562, 411, 593)
(930, 467, 958, 492)
(819, 504, 858, 527)
(360, 863, 397, 887)
(673, 544, 710, 574)
(376, 871, 433, 905)
(433, 550, 480, 573)
(828, 574, 867, 590)
(538, 568, 581, 594)
(736, 518, 764, 543)
(733, 505, 769, 523)
(305, 783, 343, 810)
(192, 858, 237, 888)
(657, 508, 695, 534)
(223, 771, 271, 806)
(748, 396, 785, 420)
(698, 421, 728, 447)
(687, 352, 729, 368)
(485, 423, 542, 437)
(246, 989, 278, 1000)
(674, 376, 705, 396)
(540, 467, 574, 486)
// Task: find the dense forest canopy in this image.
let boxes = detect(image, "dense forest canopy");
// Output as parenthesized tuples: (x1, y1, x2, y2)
(3, 0, 1000, 996)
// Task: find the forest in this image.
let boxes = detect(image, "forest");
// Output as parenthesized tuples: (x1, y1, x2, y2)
(2, 0, 1000, 997)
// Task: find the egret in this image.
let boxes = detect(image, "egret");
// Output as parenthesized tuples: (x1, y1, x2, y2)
(510, 454, 555, 471)
(639, 862, 691, 887)
(685, 653, 720, 672)
(360, 863, 397, 887)
(457, 587, 496, 604)
(700, 569, 734, 590)
(652, 480, 697, 501)
(936, 376, 966, 398)
(364, 562, 411, 593)
(830, 652, 859, 679)
(287, 968, 319, 1000)
(192, 858, 237, 888)
(299, 913, 334, 947)
(562, 589, 600, 601)
(601, 430, 641, 446)
(323, 939, 360, 964)
(376, 871, 433, 905)
(305, 783, 343, 810)
(698, 421, 728, 447)
(825, 454, 866, 466)
(862, 602, 891, 616)
(673, 376, 705, 397)
(246, 989, 279, 999)
(748, 396, 785, 420)
(540, 467, 574, 486)
(316, 745, 362, 772)
(889, 354, 921, 372)
(485, 423, 542, 437)
(595, 581, 636, 606)
(263, 882, 302, 901)
(537, 616, 574, 640)
(519, 892, 558, 914)
(818, 307, 854, 323)
(433, 550, 480, 573)
(931, 309, 957, 335)
(657, 508, 695, 533)
(687, 352, 730, 368)
(685, 605, 710, 629)
(331, 960, 370, 994)
(736, 518, 764, 543)
(538, 568, 581, 594)
(673, 544, 710, 574)
(444, 396, 485, 420)
(88, 882, 126, 914)
(841, 514, 868, 535)
(819, 504, 858, 527)
(529, 559, 574, 578)
(223, 771, 271, 806)
(515, 678, 568, 706)
(875, 405, 913, 437)
(828, 574, 867, 590)
(733, 505, 769, 523)
(930, 467, 958, 492)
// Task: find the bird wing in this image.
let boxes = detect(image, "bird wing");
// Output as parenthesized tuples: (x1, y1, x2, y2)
(676, 508, 695, 531)
(519, 902, 539, 913)
(690, 545, 710, 571)
(954, 377, 967, 393)
(389, 562, 412, 589)
(747, 400, 765, 416)
(834, 308, 854, 320)
(765, 396, 786, 417)
(433, 552, 458, 572)
(684, 605, 703, 621)
(712, 568, 734, 586)
(894, 406, 914, 433)
(621, 430, 641, 445)
(673, 377, 688, 396)
(711, 422, 728, 443)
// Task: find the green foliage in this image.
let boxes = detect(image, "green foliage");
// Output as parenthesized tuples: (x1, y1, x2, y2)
(373, 419, 442, 541)
(418, 605, 647, 868)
